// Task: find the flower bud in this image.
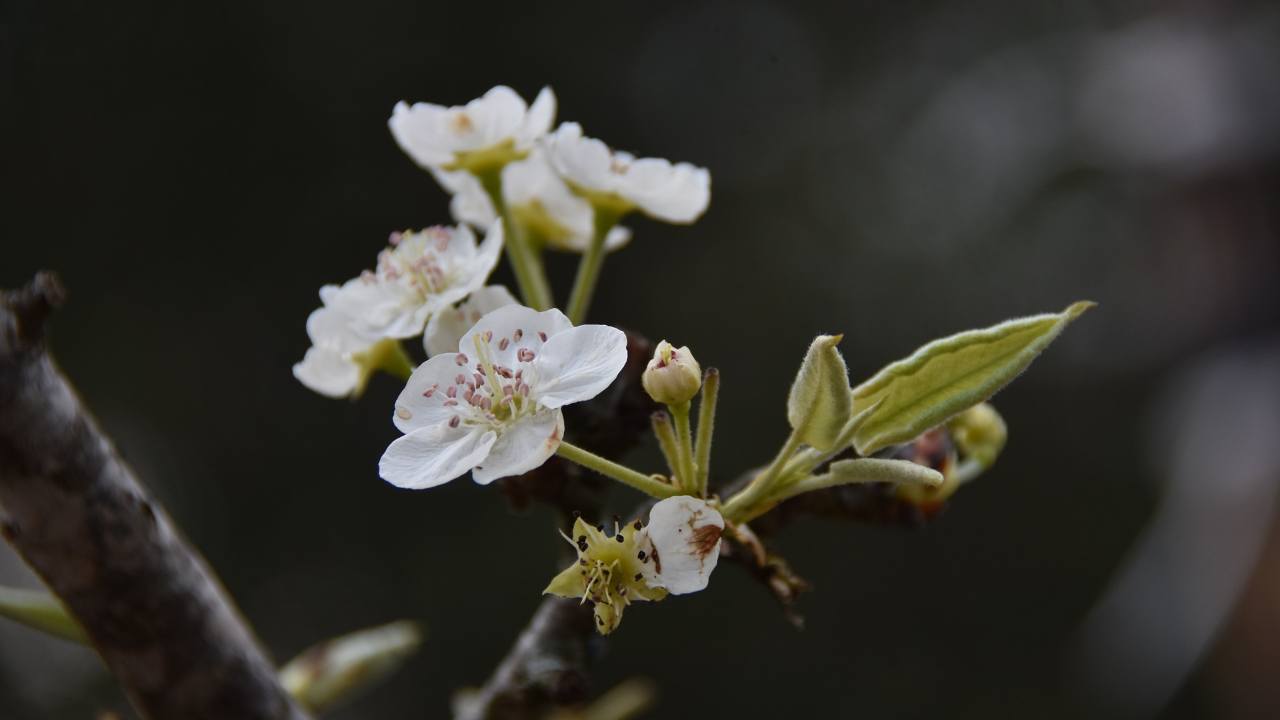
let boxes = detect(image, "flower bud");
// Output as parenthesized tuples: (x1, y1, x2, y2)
(642, 341, 702, 405)
(948, 402, 1007, 468)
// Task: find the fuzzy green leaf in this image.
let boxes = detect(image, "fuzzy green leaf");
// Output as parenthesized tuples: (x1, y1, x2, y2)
(851, 302, 1093, 455)
(786, 334, 852, 451)
(0, 586, 89, 644)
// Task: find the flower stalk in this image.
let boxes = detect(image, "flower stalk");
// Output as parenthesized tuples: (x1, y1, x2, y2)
(669, 401, 697, 494)
(650, 411, 682, 484)
(555, 441, 679, 499)
(565, 206, 623, 324)
(693, 367, 719, 495)
(476, 169, 555, 311)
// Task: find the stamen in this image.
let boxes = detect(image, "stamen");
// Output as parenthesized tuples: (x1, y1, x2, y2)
(473, 334, 508, 409)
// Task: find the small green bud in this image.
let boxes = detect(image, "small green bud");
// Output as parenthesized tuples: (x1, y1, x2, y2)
(948, 402, 1007, 468)
(642, 341, 702, 406)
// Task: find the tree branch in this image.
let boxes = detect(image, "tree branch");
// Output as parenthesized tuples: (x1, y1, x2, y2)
(0, 273, 308, 720)
(453, 597, 597, 720)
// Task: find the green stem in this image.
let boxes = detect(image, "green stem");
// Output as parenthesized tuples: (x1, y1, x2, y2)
(565, 208, 621, 324)
(556, 441, 678, 499)
(721, 430, 804, 521)
(670, 401, 696, 494)
(693, 368, 719, 495)
(650, 411, 682, 484)
(475, 170, 554, 310)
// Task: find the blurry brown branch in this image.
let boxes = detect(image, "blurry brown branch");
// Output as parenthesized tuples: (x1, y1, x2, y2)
(0, 273, 308, 720)
(454, 597, 598, 720)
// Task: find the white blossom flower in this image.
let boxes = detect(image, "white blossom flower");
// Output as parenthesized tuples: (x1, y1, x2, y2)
(423, 285, 519, 357)
(293, 300, 393, 399)
(543, 495, 723, 634)
(325, 224, 502, 341)
(389, 86, 556, 171)
(429, 152, 632, 253)
(503, 150, 632, 252)
(636, 495, 723, 594)
(380, 305, 628, 489)
(545, 122, 711, 224)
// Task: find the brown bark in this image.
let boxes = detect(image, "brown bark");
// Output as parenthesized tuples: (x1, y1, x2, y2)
(0, 273, 308, 720)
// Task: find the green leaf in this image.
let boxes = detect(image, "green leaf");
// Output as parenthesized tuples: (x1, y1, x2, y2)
(776, 458, 943, 501)
(786, 334, 853, 451)
(0, 586, 89, 644)
(851, 301, 1094, 455)
(280, 620, 424, 713)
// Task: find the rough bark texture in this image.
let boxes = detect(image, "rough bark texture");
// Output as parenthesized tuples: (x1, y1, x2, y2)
(0, 273, 308, 720)
(453, 597, 598, 720)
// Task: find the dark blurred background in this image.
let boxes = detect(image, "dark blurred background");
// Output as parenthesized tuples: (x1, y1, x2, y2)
(3, 1, 1279, 718)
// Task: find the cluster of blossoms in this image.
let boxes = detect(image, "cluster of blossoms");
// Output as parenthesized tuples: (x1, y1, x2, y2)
(296, 84, 1088, 636)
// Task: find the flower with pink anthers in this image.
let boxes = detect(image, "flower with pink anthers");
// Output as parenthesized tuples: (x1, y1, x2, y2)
(379, 305, 628, 489)
(389, 85, 556, 172)
(324, 224, 503, 341)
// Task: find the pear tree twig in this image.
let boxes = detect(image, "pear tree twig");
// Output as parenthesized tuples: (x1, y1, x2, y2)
(0, 273, 309, 720)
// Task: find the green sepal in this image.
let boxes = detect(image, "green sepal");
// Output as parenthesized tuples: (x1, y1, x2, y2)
(850, 302, 1093, 455)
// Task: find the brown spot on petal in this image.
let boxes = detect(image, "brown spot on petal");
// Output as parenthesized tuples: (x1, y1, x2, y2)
(691, 525, 723, 558)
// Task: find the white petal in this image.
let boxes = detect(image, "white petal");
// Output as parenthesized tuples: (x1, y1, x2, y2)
(625, 159, 711, 224)
(326, 277, 421, 339)
(471, 408, 563, 484)
(392, 352, 471, 433)
(470, 86, 527, 148)
(459, 305, 573, 369)
(546, 122, 617, 192)
(603, 225, 632, 252)
(379, 424, 496, 490)
(293, 346, 360, 398)
(473, 222, 505, 281)
(388, 100, 453, 168)
(640, 496, 724, 594)
(520, 86, 557, 147)
(532, 324, 629, 408)
(424, 286, 520, 357)
(431, 168, 496, 228)
(305, 306, 375, 352)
